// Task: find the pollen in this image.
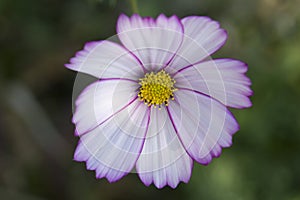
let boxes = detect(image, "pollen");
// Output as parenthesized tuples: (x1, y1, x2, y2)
(138, 70, 177, 108)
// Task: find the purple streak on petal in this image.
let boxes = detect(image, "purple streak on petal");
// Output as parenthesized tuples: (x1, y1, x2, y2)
(174, 59, 253, 109)
(165, 16, 228, 72)
(167, 89, 239, 165)
(75, 96, 138, 137)
(99, 77, 138, 83)
(166, 106, 195, 161)
(157, 14, 185, 70)
(174, 58, 248, 75)
(166, 106, 179, 135)
(73, 78, 140, 136)
(136, 107, 193, 188)
(179, 86, 251, 110)
(176, 87, 224, 106)
(111, 38, 147, 73)
(65, 40, 145, 79)
(73, 78, 138, 109)
(74, 100, 151, 183)
(116, 14, 149, 73)
(116, 13, 184, 72)
(181, 16, 228, 55)
(95, 104, 151, 183)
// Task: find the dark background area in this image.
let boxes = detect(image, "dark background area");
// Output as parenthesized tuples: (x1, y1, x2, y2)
(1, 0, 300, 199)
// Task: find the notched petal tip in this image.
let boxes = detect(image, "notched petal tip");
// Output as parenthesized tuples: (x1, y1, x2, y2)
(197, 146, 224, 165)
(195, 113, 239, 165)
(137, 157, 193, 189)
(117, 13, 129, 23)
(99, 173, 124, 183)
(220, 28, 228, 44)
(64, 40, 101, 72)
(157, 13, 183, 31)
(140, 177, 178, 189)
(168, 15, 229, 71)
(215, 58, 253, 108)
(73, 149, 128, 184)
(74, 128, 82, 137)
(237, 99, 252, 109)
(83, 41, 101, 51)
(116, 13, 184, 72)
(64, 63, 73, 69)
(73, 147, 86, 162)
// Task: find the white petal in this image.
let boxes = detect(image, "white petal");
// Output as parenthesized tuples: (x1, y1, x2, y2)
(73, 79, 139, 136)
(136, 107, 192, 188)
(168, 89, 239, 165)
(74, 100, 150, 182)
(167, 16, 227, 71)
(174, 59, 252, 108)
(117, 14, 184, 72)
(65, 40, 144, 79)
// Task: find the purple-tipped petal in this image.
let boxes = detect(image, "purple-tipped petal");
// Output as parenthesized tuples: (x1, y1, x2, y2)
(73, 79, 139, 136)
(167, 16, 227, 71)
(65, 40, 144, 79)
(117, 14, 184, 72)
(74, 100, 150, 182)
(174, 59, 252, 109)
(168, 89, 239, 165)
(136, 107, 193, 189)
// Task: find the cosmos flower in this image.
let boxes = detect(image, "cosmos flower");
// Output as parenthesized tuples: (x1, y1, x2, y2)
(65, 14, 252, 188)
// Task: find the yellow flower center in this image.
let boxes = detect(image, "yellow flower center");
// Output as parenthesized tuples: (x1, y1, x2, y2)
(138, 70, 177, 108)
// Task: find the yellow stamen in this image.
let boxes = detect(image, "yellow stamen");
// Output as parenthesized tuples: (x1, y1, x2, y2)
(138, 70, 177, 108)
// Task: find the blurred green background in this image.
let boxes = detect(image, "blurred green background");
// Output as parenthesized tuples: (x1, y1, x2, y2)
(1, 0, 300, 199)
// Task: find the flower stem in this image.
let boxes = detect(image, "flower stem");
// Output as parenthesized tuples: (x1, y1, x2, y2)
(129, 0, 139, 14)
